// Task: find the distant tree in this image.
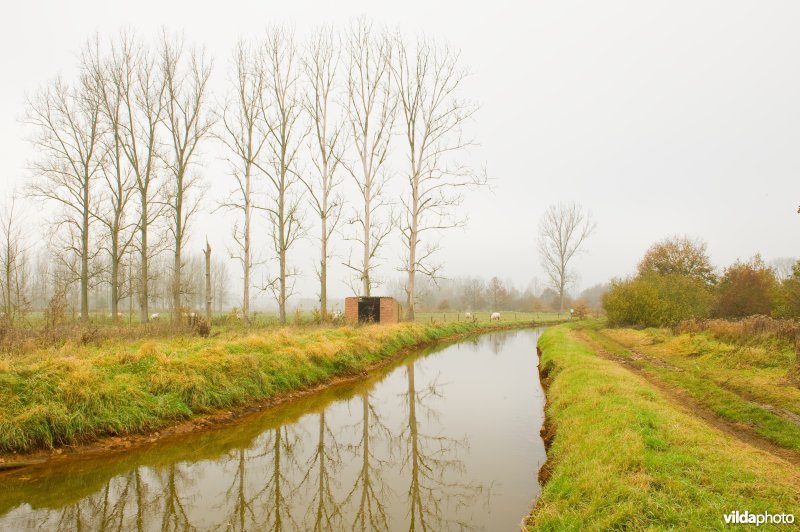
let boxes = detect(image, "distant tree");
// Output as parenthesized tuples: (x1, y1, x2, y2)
(461, 277, 485, 311)
(714, 255, 777, 318)
(638, 236, 716, 286)
(487, 276, 509, 310)
(0, 199, 30, 323)
(578, 283, 610, 309)
(537, 202, 596, 312)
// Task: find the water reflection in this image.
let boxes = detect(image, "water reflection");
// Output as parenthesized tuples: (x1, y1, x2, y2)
(0, 329, 546, 531)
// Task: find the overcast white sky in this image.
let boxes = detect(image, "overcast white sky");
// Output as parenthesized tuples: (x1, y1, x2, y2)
(2, 1, 799, 306)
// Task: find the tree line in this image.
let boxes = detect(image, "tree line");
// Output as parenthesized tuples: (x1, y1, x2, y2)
(7, 20, 483, 325)
(603, 235, 800, 327)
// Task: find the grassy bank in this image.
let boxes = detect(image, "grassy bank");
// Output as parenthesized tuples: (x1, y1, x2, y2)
(585, 323, 800, 451)
(528, 324, 800, 530)
(0, 318, 546, 454)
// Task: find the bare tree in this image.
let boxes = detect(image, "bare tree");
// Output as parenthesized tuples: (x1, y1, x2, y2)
(0, 198, 30, 324)
(342, 19, 396, 297)
(160, 33, 214, 317)
(537, 202, 596, 312)
(255, 27, 306, 324)
(301, 27, 345, 320)
(87, 35, 139, 322)
(115, 34, 167, 323)
(393, 35, 482, 320)
(26, 57, 106, 321)
(217, 40, 268, 323)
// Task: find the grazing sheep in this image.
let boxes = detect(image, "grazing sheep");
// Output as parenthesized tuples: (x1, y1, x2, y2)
(150, 313, 160, 321)
(490, 312, 501, 321)
(464, 312, 472, 320)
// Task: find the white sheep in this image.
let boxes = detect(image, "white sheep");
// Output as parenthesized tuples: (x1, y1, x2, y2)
(464, 312, 472, 320)
(150, 313, 160, 321)
(490, 312, 501, 321)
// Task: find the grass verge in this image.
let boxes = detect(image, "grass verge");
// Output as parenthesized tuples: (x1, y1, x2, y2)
(527, 324, 800, 530)
(0, 319, 545, 454)
(585, 326, 800, 451)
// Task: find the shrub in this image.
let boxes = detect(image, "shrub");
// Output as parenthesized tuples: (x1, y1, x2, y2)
(603, 273, 713, 327)
(714, 255, 777, 318)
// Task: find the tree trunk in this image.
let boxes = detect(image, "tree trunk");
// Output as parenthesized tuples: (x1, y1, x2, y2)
(243, 164, 251, 322)
(172, 175, 183, 320)
(362, 183, 371, 297)
(320, 211, 328, 320)
(204, 240, 212, 322)
(278, 180, 287, 324)
(139, 197, 149, 323)
(111, 244, 119, 321)
(405, 181, 419, 322)
(81, 193, 90, 322)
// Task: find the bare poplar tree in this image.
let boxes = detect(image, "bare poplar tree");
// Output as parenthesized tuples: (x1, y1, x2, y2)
(217, 39, 267, 322)
(255, 27, 306, 324)
(0, 198, 30, 324)
(342, 19, 396, 297)
(537, 202, 596, 312)
(301, 27, 345, 320)
(116, 35, 167, 322)
(160, 33, 213, 317)
(393, 36, 482, 320)
(88, 35, 139, 321)
(27, 59, 105, 321)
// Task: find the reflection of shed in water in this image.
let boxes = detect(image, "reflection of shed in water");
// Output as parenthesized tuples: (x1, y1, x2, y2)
(344, 296, 401, 324)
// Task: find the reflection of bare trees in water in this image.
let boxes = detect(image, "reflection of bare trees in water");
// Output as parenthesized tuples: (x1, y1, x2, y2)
(297, 411, 344, 531)
(257, 426, 302, 531)
(221, 449, 257, 531)
(401, 362, 486, 531)
(345, 391, 394, 531)
(8, 358, 501, 531)
(157, 463, 196, 530)
(487, 333, 509, 356)
(45, 467, 159, 531)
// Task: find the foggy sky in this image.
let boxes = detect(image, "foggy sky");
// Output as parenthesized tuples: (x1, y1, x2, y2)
(2, 1, 799, 307)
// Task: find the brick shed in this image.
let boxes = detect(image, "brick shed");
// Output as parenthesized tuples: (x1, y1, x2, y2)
(344, 296, 401, 324)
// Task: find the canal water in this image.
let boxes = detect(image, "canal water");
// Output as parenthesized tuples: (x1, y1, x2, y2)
(0, 328, 547, 531)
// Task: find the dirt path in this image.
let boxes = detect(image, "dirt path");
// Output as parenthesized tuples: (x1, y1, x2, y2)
(573, 329, 800, 467)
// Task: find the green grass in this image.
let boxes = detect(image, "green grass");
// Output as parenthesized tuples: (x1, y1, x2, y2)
(0, 318, 543, 454)
(589, 326, 800, 451)
(528, 325, 800, 530)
